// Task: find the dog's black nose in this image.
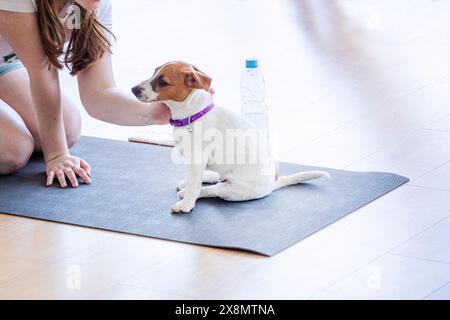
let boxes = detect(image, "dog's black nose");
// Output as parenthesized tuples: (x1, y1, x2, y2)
(131, 85, 142, 96)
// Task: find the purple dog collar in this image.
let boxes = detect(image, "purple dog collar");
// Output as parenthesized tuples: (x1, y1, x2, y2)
(169, 103, 215, 127)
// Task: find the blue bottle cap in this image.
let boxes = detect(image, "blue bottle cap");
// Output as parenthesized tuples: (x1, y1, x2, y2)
(246, 59, 259, 68)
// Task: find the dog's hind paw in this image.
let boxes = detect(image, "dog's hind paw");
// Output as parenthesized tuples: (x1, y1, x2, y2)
(170, 200, 194, 214)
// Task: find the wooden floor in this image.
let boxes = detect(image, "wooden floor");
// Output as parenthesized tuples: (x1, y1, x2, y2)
(1, 0, 450, 299)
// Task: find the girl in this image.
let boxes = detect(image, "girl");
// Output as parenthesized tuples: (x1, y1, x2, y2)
(0, 0, 171, 188)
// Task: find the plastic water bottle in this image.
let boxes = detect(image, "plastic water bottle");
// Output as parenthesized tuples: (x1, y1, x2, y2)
(240, 59, 269, 138)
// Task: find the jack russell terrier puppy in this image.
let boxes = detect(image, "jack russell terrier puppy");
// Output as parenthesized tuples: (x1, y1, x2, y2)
(132, 61, 330, 213)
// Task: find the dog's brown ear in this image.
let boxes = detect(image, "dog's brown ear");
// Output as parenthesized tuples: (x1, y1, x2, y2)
(185, 70, 212, 91)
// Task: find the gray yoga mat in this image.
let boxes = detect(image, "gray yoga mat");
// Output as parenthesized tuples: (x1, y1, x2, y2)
(0, 136, 408, 256)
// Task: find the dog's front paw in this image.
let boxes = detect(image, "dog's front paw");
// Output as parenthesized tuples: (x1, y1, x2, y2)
(170, 200, 194, 214)
(176, 180, 185, 191)
(177, 188, 185, 200)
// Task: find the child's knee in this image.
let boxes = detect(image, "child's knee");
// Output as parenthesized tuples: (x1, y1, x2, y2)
(0, 133, 34, 175)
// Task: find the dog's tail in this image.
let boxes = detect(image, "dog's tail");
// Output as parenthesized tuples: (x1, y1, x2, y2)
(273, 171, 330, 191)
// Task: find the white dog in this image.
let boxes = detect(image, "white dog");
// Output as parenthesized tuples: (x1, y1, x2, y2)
(132, 61, 330, 213)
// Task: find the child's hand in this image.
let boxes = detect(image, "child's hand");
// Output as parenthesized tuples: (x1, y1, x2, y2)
(45, 153, 91, 188)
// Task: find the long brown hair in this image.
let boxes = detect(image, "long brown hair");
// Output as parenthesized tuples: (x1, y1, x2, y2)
(36, 0, 115, 75)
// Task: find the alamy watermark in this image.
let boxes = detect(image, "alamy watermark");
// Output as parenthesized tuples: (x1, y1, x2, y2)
(66, 265, 81, 291)
(365, 265, 382, 291)
(63, 3, 82, 30)
(170, 123, 274, 174)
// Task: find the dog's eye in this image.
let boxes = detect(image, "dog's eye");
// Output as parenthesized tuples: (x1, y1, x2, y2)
(158, 77, 168, 87)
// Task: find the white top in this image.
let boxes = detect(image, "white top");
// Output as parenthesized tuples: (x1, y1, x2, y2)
(0, 0, 112, 67)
